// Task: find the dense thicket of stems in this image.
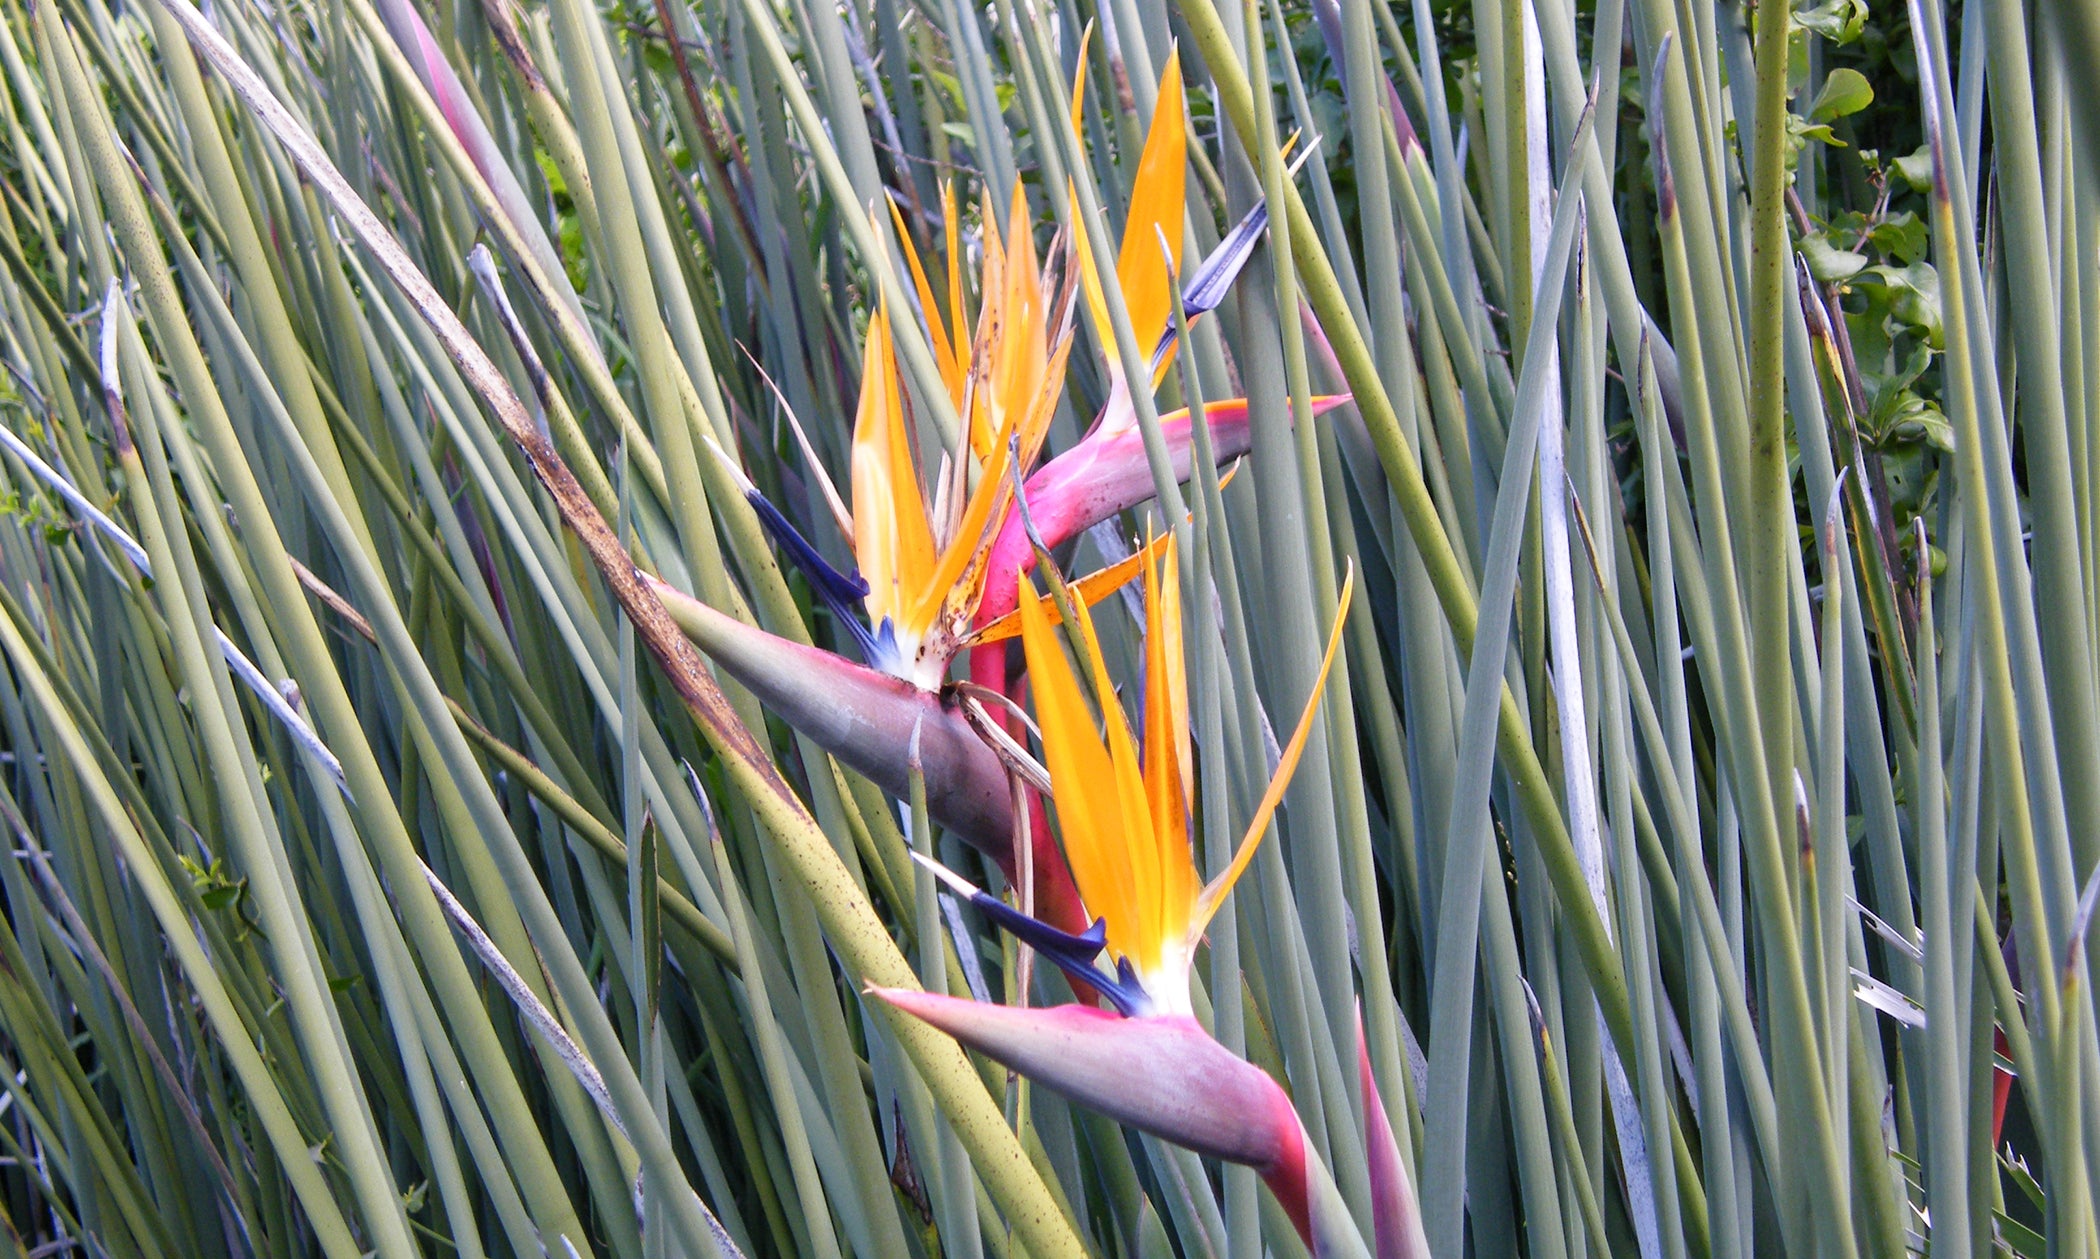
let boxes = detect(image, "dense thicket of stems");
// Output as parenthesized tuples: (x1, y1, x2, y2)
(0, 0, 2089, 1253)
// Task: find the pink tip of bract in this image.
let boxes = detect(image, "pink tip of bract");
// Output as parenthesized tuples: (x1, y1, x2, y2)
(1359, 1019, 1431, 1259)
(869, 991, 1301, 1176)
(976, 393, 1356, 625)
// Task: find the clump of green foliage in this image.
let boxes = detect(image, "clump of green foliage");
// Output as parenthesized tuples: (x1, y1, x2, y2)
(0, 0, 2093, 1253)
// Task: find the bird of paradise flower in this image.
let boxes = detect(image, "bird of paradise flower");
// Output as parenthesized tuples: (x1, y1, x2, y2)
(757, 150, 1271, 691)
(661, 50, 1328, 931)
(874, 539, 1426, 1256)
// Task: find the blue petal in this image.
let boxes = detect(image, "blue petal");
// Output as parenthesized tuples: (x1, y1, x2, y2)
(1183, 201, 1267, 318)
(964, 890, 1152, 1017)
(866, 616, 905, 677)
(1149, 201, 1267, 373)
(744, 487, 883, 661)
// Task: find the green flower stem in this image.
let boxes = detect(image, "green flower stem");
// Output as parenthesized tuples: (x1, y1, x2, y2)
(1747, 0, 1801, 851)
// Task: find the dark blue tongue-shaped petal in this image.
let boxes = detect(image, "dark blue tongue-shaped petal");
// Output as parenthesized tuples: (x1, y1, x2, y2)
(741, 485, 881, 662)
(1181, 202, 1267, 317)
(1147, 198, 1268, 375)
(958, 885, 1152, 1017)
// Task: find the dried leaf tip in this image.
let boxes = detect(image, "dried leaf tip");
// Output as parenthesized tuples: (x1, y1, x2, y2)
(1647, 33, 1679, 220)
(98, 280, 135, 455)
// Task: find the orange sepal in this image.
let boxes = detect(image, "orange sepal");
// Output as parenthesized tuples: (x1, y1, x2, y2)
(1117, 50, 1186, 373)
(1138, 537, 1194, 937)
(850, 308, 937, 628)
(1017, 568, 1144, 961)
(887, 193, 964, 410)
(970, 529, 1175, 645)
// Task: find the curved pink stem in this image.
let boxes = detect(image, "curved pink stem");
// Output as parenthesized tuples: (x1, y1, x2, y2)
(370, 0, 580, 330)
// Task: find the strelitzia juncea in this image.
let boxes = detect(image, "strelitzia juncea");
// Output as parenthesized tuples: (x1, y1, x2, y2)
(876, 538, 1421, 1255)
(660, 185, 1146, 927)
(845, 184, 1082, 690)
(662, 130, 1275, 925)
(690, 178, 1189, 688)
